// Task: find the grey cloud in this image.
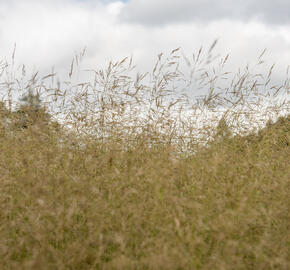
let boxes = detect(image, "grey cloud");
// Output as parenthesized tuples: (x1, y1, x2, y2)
(1, 0, 289, 88)
(119, 0, 290, 26)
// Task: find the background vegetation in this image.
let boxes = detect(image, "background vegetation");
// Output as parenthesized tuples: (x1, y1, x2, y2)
(0, 44, 289, 269)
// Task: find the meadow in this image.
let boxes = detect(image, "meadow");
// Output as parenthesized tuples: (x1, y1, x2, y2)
(0, 44, 289, 269)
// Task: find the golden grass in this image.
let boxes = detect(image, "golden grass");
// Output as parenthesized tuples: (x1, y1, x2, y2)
(0, 44, 289, 269)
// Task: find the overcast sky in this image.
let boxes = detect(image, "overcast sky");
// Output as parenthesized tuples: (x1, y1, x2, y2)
(1, 0, 289, 87)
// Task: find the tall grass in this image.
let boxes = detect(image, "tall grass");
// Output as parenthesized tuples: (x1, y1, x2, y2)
(0, 43, 289, 269)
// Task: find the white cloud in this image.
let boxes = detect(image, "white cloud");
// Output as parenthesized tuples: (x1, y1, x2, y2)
(0, 0, 119, 71)
(0, 0, 289, 92)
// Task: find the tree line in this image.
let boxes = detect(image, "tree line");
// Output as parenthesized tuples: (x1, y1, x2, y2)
(0, 90, 59, 134)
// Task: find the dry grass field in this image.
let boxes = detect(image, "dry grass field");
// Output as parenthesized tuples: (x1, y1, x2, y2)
(0, 45, 289, 269)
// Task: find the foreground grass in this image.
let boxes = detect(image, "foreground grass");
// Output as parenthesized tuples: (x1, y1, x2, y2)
(0, 45, 289, 269)
(0, 116, 289, 270)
